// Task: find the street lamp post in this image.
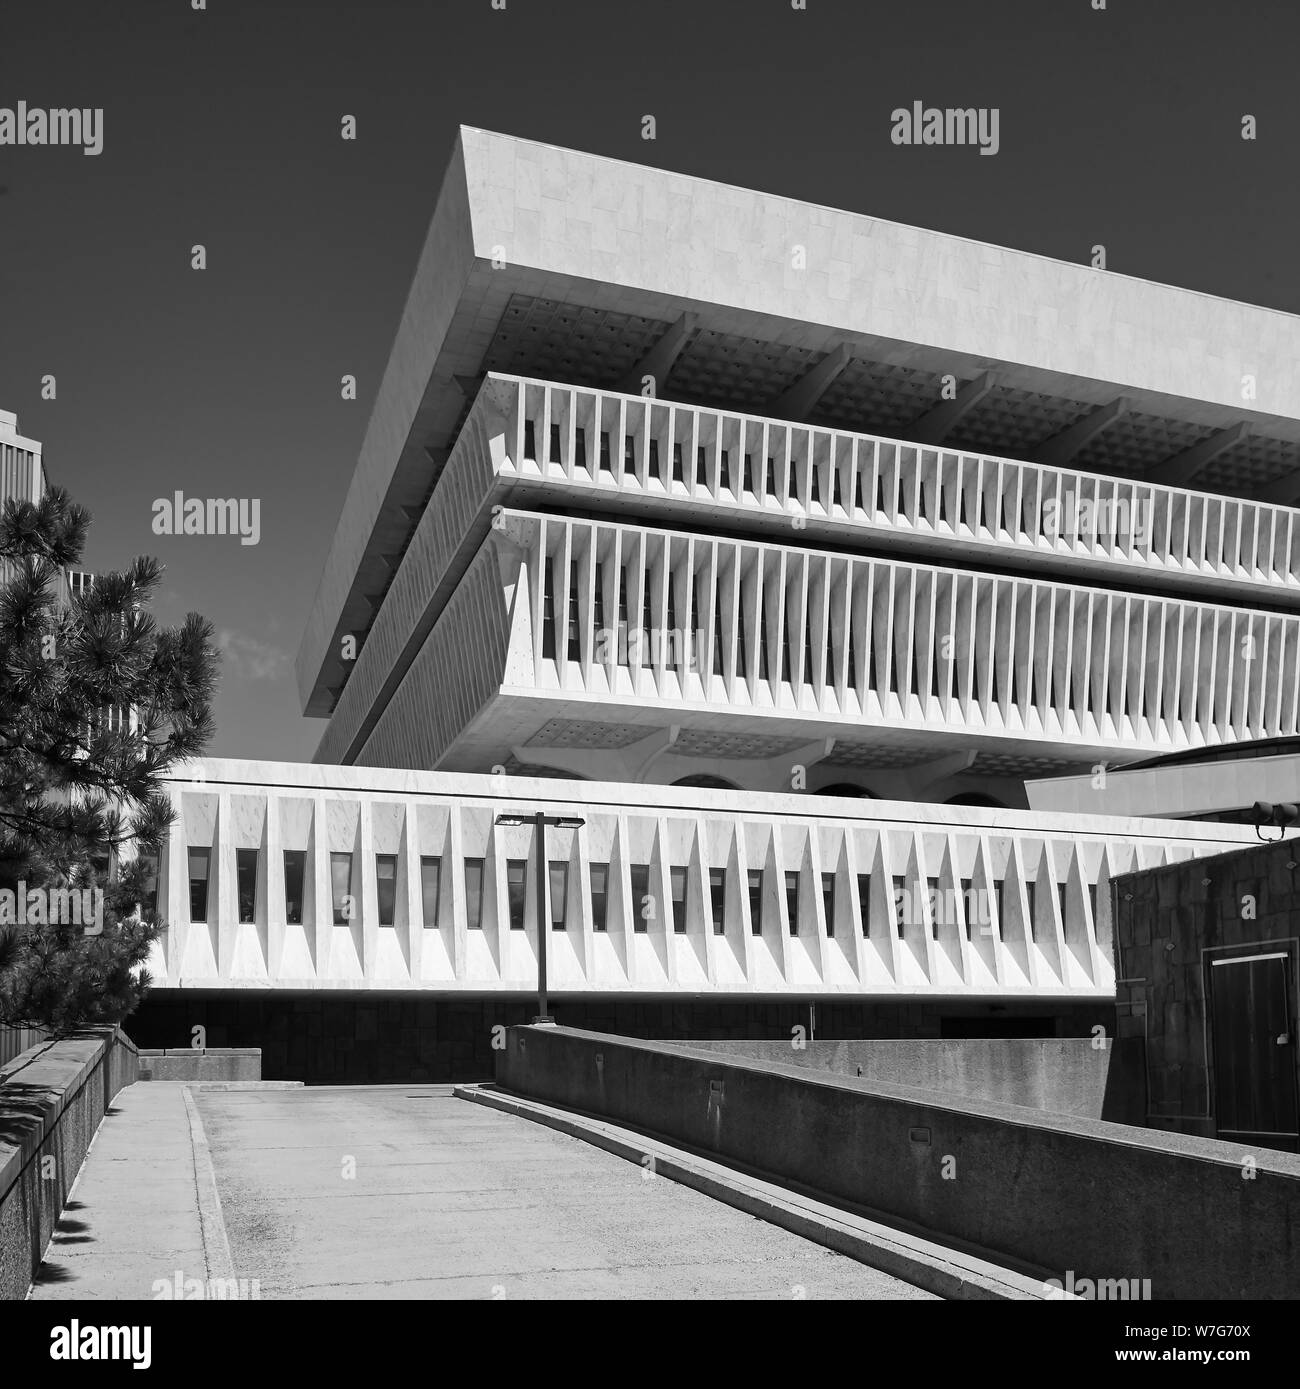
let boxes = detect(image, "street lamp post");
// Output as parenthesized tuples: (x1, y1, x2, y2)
(495, 809, 585, 1024)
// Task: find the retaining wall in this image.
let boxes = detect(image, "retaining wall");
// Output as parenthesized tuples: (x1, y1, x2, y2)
(0, 1027, 139, 1300)
(497, 1025, 1300, 1299)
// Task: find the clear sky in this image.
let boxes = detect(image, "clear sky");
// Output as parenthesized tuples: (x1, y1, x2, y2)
(2, 0, 1295, 761)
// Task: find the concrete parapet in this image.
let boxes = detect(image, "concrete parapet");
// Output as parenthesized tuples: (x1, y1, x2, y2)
(136, 1048, 261, 1082)
(0, 1027, 139, 1300)
(498, 1025, 1300, 1300)
(672, 1037, 1146, 1124)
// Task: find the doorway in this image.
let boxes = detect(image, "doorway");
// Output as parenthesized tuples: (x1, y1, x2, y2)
(1209, 950, 1299, 1152)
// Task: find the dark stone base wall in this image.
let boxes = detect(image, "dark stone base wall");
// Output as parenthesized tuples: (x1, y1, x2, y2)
(126, 992, 1114, 1085)
(1114, 834, 1300, 1147)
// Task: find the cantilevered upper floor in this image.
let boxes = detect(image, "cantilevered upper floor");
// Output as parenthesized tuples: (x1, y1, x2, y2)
(299, 126, 1300, 723)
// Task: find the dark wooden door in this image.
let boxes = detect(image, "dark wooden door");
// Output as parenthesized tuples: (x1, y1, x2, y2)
(1210, 952, 1299, 1151)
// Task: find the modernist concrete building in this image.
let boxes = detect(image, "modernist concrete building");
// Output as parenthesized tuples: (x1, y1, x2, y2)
(129, 757, 1254, 1081)
(15, 130, 1300, 1079)
(299, 128, 1300, 813)
(123, 128, 1300, 1079)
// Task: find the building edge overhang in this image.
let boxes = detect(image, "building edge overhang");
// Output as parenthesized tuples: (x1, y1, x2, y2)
(165, 756, 1261, 849)
(296, 124, 1300, 720)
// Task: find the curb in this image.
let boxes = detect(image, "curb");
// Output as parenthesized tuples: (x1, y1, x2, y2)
(454, 1083, 1074, 1302)
(181, 1086, 236, 1284)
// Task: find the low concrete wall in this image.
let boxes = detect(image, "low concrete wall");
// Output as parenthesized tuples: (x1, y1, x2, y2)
(498, 1025, 1300, 1299)
(673, 1039, 1146, 1124)
(0, 1027, 139, 1300)
(137, 1048, 261, 1082)
(0, 1025, 46, 1069)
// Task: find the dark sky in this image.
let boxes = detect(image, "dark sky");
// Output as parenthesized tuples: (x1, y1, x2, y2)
(1, 0, 1294, 761)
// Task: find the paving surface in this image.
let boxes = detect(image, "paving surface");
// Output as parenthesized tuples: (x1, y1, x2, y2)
(30, 1083, 208, 1300)
(32, 1082, 936, 1300)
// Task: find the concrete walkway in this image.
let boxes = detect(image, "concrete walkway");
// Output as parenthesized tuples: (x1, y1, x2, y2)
(32, 1083, 935, 1300)
(30, 1083, 210, 1299)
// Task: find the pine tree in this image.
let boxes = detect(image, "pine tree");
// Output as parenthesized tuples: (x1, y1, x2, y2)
(0, 485, 218, 1032)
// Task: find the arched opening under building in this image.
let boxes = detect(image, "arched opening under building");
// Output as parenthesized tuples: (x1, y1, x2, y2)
(815, 782, 877, 798)
(945, 792, 1006, 808)
(672, 774, 740, 790)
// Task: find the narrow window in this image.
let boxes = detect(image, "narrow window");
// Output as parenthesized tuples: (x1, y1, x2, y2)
(785, 870, 800, 936)
(759, 592, 770, 680)
(709, 868, 726, 935)
(139, 852, 160, 916)
(892, 875, 907, 937)
(670, 865, 688, 933)
(623, 436, 636, 477)
(330, 852, 354, 924)
(574, 427, 587, 470)
(283, 850, 306, 926)
(719, 449, 731, 493)
(642, 579, 655, 667)
(928, 875, 942, 938)
(507, 859, 527, 930)
(567, 558, 581, 661)
(696, 445, 709, 487)
(599, 431, 612, 472)
(592, 561, 606, 649)
(420, 856, 441, 928)
(648, 438, 660, 480)
(376, 854, 397, 926)
(672, 442, 684, 482)
(712, 585, 726, 676)
(541, 557, 556, 659)
(617, 568, 630, 668)
(549, 422, 562, 464)
(590, 863, 609, 932)
(1025, 882, 1037, 941)
(236, 847, 258, 924)
(630, 864, 651, 932)
(464, 858, 485, 930)
(961, 877, 976, 940)
(821, 872, 836, 937)
(1087, 882, 1098, 924)
(523, 418, 536, 461)
(748, 869, 763, 935)
(742, 453, 754, 493)
(188, 846, 211, 924)
(856, 872, 871, 937)
(549, 861, 568, 929)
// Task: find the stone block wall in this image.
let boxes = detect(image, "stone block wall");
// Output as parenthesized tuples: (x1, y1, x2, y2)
(1114, 835, 1300, 1144)
(126, 991, 1111, 1085)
